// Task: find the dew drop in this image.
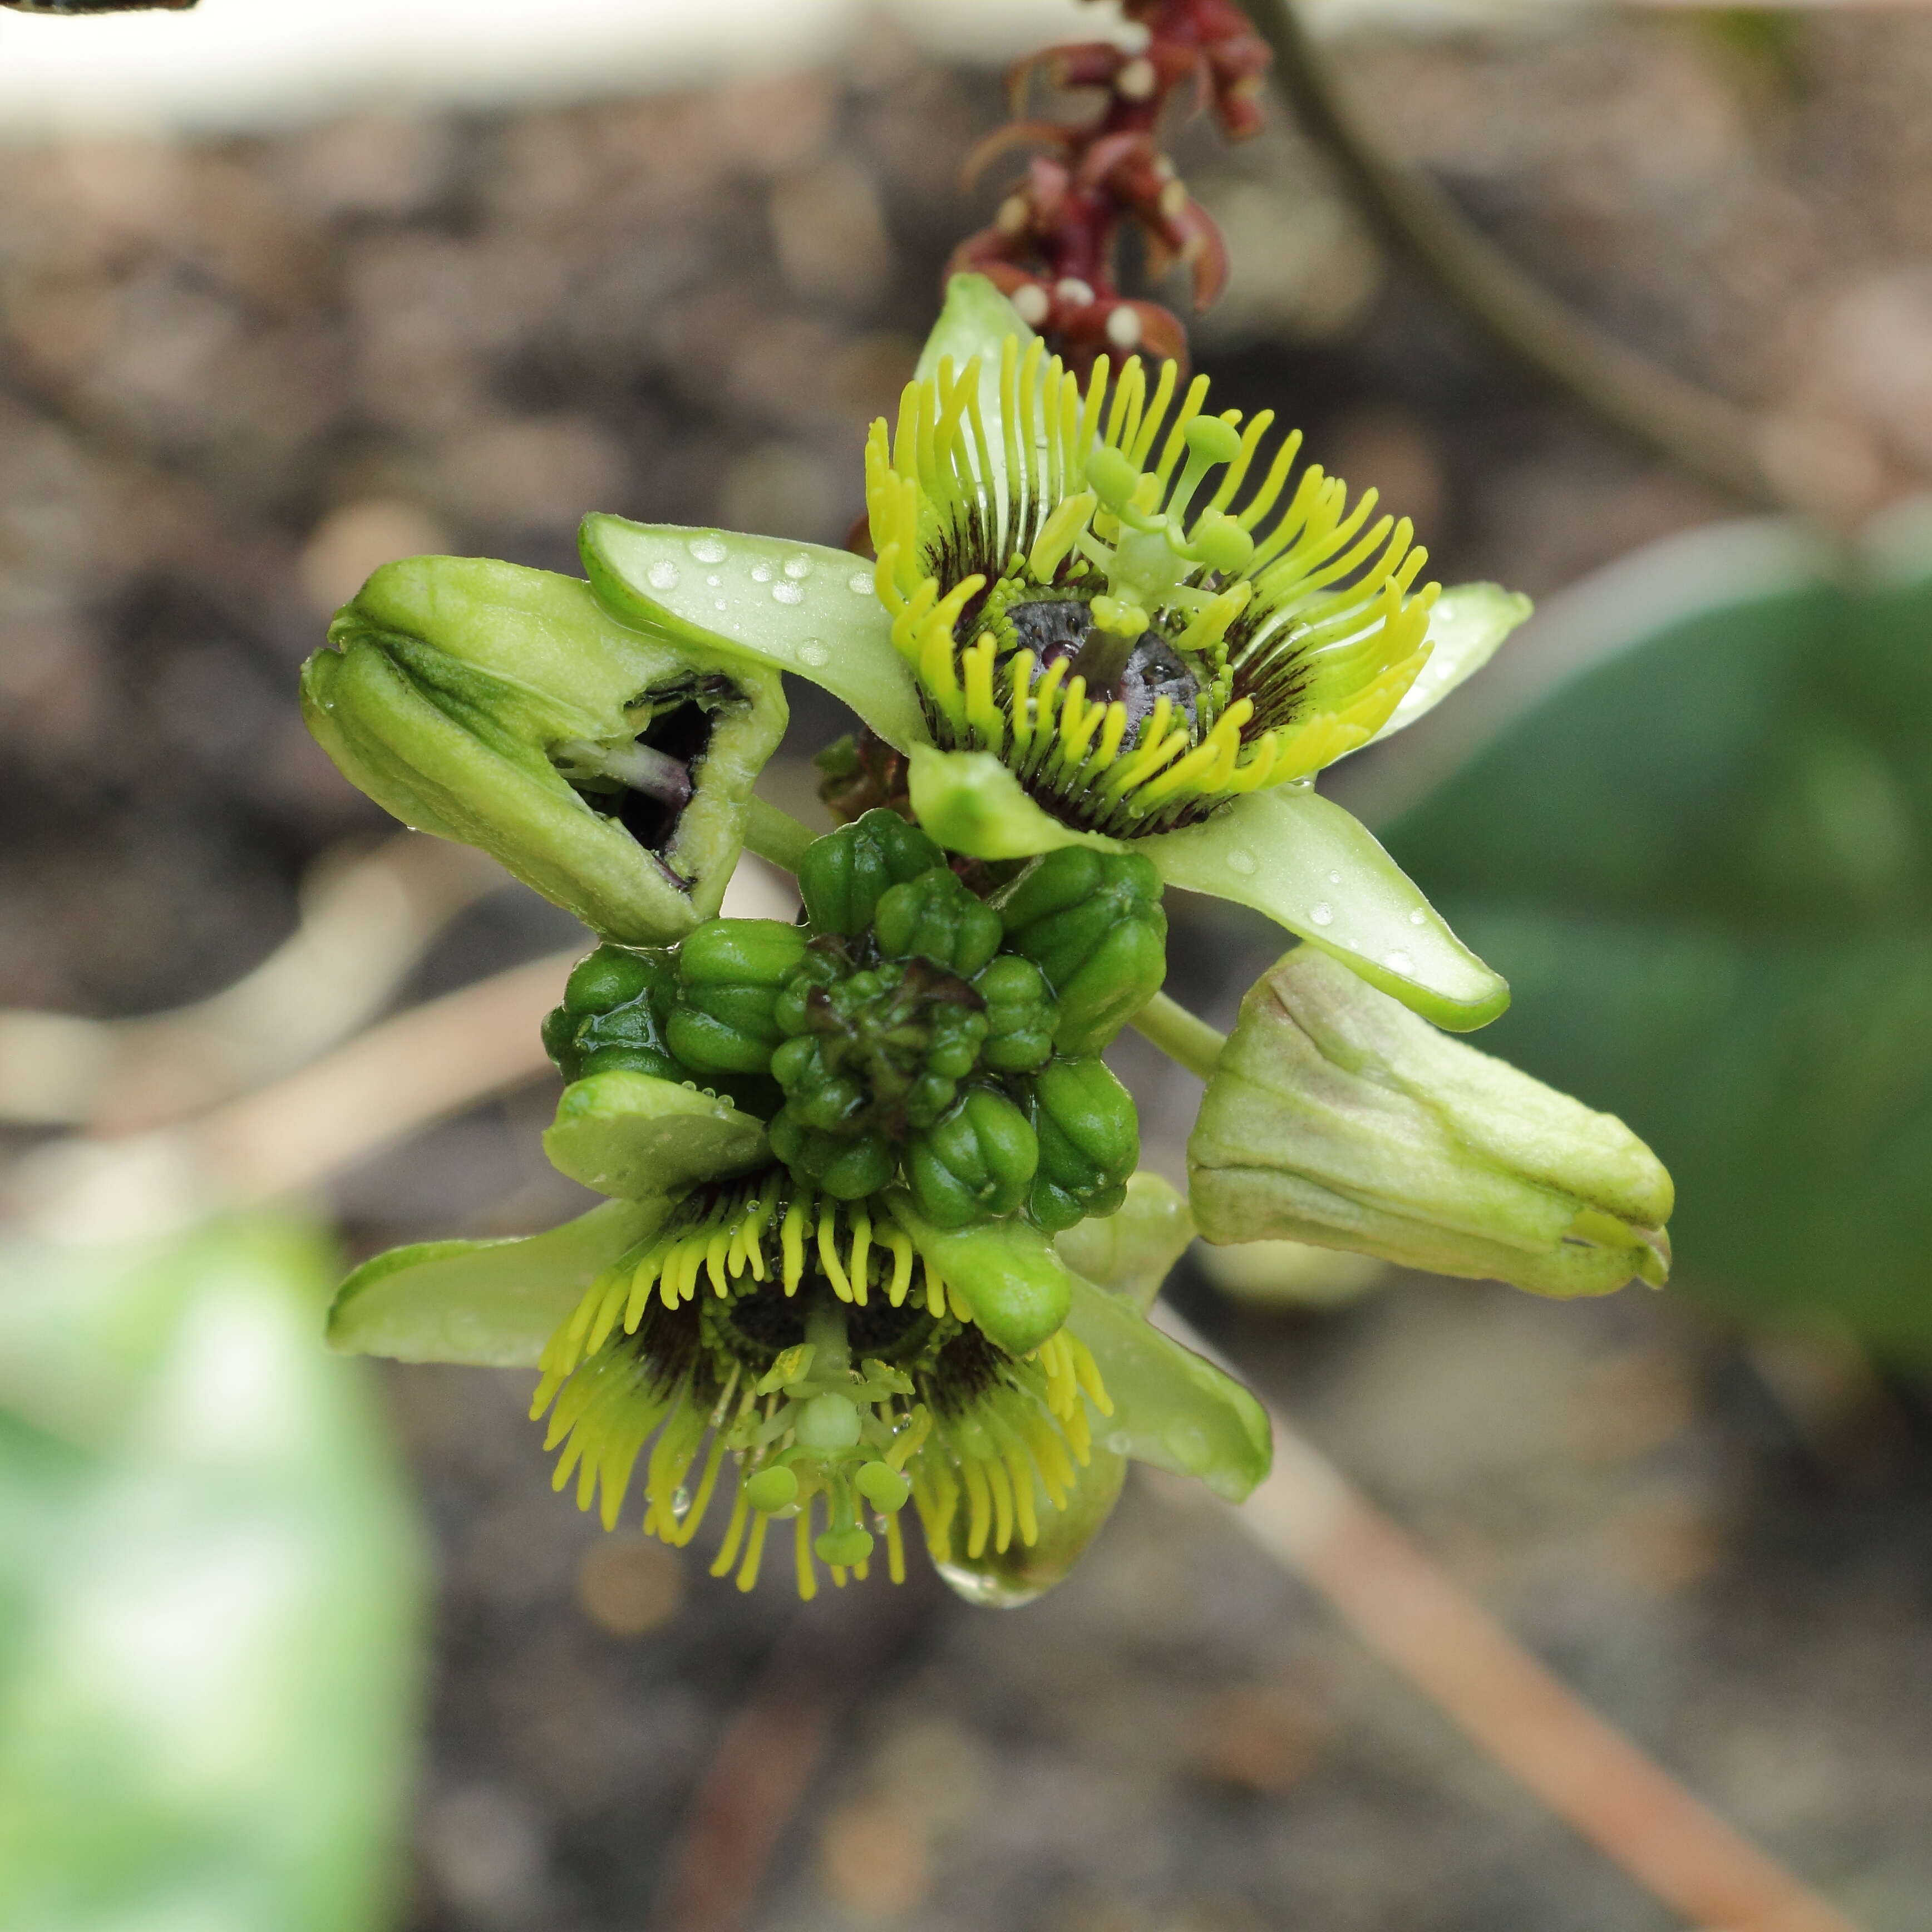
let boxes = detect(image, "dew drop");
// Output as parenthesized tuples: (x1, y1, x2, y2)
(1408, 909, 1426, 926)
(750, 560, 775, 584)
(707, 574, 721, 587)
(1327, 871, 1342, 886)
(782, 553, 812, 580)
(1385, 950, 1414, 975)
(671, 1484, 692, 1521)
(1309, 903, 1333, 926)
(772, 580, 805, 605)
(1226, 848, 1258, 876)
(849, 570, 874, 594)
(688, 535, 727, 564)
(645, 559, 679, 591)
(714, 599, 727, 612)
(797, 639, 830, 667)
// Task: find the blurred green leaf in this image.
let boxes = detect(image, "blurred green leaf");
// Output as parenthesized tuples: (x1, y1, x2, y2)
(1368, 514, 1932, 1353)
(0, 1216, 424, 1932)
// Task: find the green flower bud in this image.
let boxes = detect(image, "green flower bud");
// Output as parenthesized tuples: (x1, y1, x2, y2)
(301, 556, 786, 944)
(1188, 948, 1674, 1298)
(544, 943, 684, 1083)
(767, 1111, 897, 1200)
(666, 918, 810, 1076)
(993, 848, 1167, 1054)
(873, 868, 1004, 979)
(1024, 1057, 1140, 1234)
(796, 807, 945, 937)
(906, 1087, 1039, 1228)
(973, 954, 1057, 1073)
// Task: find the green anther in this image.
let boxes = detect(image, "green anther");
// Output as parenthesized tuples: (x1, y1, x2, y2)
(797, 809, 945, 938)
(1187, 509, 1255, 575)
(667, 918, 810, 1075)
(816, 1525, 876, 1568)
(744, 1465, 799, 1513)
(545, 943, 691, 1086)
(795, 1392, 863, 1453)
(1026, 1055, 1141, 1234)
(1184, 415, 1244, 466)
(1086, 442, 1141, 514)
(855, 1460, 912, 1513)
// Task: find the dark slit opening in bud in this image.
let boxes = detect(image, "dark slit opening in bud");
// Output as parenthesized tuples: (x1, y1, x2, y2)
(552, 683, 733, 887)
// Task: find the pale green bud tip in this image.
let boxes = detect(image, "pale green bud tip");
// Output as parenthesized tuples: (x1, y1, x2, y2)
(1187, 948, 1674, 1299)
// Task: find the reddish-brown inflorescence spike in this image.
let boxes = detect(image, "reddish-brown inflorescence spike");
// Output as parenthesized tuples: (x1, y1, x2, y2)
(949, 0, 1270, 373)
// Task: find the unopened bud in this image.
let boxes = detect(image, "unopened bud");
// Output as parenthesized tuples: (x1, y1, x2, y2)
(1189, 949, 1673, 1298)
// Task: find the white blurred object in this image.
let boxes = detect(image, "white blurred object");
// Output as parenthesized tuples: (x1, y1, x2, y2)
(0, 0, 1566, 140)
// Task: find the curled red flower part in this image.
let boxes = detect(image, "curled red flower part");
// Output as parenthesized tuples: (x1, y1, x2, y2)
(947, 0, 1270, 372)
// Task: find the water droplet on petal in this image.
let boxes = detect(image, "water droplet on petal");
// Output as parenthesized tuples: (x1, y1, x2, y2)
(849, 570, 875, 595)
(1385, 950, 1413, 975)
(688, 535, 727, 564)
(707, 574, 721, 587)
(646, 560, 679, 590)
(750, 561, 774, 584)
(1226, 848, 1257, 876)
(1309, 903, 1333, 926)
(713, 599, 727, 612)
(671, 1485, 692, 1520)
(1408, 909, 1426, 926)
(1327, 871, 1342, 886)
(782, 553, 812, 580)
(797, 639, 830, 667)
(772, 580, 804, 605)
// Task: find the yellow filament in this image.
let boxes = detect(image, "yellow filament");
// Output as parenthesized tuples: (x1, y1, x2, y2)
(736, 1509, 769, 1592)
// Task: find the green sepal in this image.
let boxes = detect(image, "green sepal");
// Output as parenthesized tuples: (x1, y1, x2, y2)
(1054, 1171, 1196, 1312)
(901, 738, 1506, 1033)
(304, 556, 786, 944)
(1149, 786, 1510, 1032)
(544, 1070, 770, 1200)
(1353, 583, 1532, 752)
(328, 1199, 670, 1367)
(579, 514, 930, 753)
(1062, 1276, 1271, 1502)
(884, 1192, 1073, 1356)
(915, 273, 1038, 502)
(906, 745, 1122, 860)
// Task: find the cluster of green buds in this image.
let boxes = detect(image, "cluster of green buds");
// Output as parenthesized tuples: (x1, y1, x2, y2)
(542, 809, 1164, 1240)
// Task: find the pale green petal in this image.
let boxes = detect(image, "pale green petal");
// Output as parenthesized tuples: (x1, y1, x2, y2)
(579, 514, 930, 752)
(906, 745, 1123, 859)
(1357, 583, 1532, 750)
(1063, 1276, 1270, 1502)
(544, 1070, 770, 1200)
(328, 1199, 668, 1367)
(916, 272, 1037, 500)
(1054, 1171, 1195, 1312)
(884, 1191, 1073, 1356)
(1148, 786, 1510, 1032)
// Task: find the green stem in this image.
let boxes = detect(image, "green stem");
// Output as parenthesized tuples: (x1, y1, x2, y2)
(1131, 992, 1228, 1081)
(744, 795, 818, 874)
